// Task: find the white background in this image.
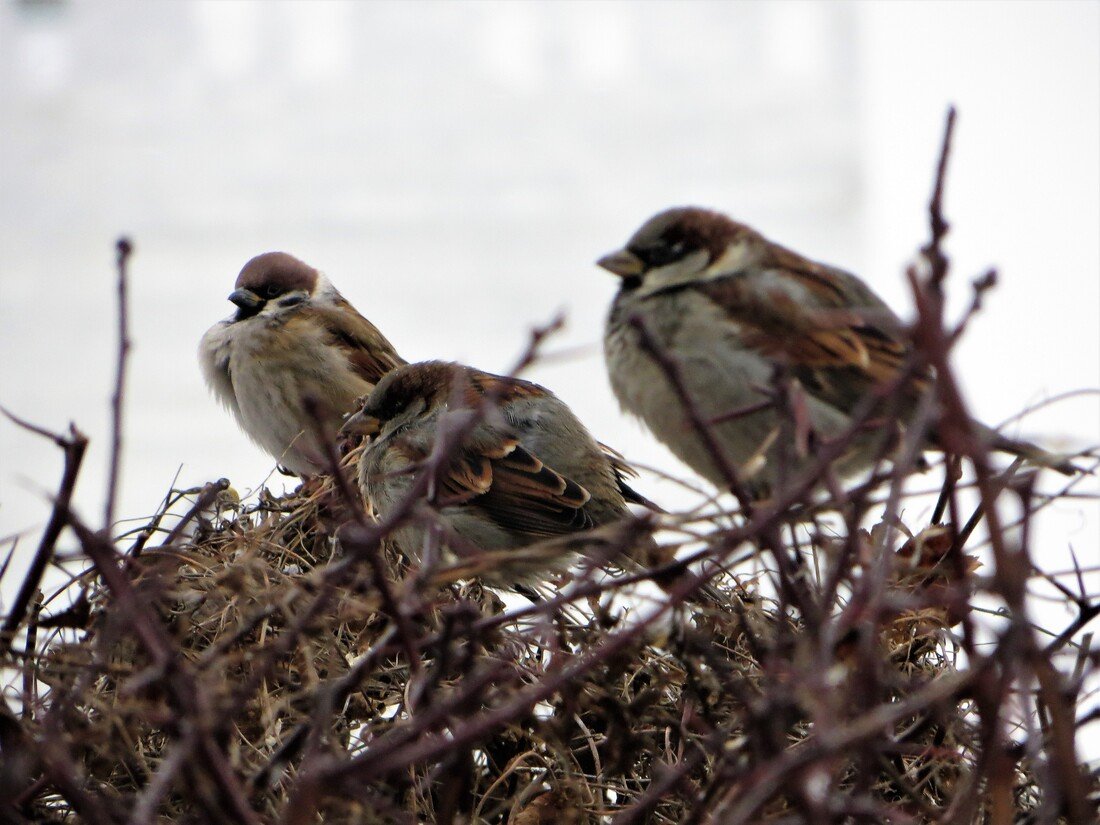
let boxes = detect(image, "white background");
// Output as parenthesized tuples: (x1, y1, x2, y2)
(2, 0, 1098, 741)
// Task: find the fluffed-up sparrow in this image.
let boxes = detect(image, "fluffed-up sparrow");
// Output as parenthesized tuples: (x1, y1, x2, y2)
(598, 206, 1075, 496)
(199, 252, 405, 476)
(341, 361, 662, 583)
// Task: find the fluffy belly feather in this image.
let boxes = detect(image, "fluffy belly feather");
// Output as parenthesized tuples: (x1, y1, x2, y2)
(605, 290, 860, 492)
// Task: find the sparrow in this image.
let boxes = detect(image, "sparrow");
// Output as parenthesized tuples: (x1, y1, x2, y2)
(340, 361, 662, 583)
(598, 206, 1075, 496)
(199, 251, 406, 476)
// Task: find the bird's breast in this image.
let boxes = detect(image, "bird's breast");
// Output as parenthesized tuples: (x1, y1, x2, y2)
(604, 290, 780, 486)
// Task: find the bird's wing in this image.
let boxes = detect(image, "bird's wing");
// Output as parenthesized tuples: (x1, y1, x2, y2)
(399, 418, 596, 538)
(701, 249, 927, 411)
(311, 298, 407, 385)
(472, 369, 660, 514)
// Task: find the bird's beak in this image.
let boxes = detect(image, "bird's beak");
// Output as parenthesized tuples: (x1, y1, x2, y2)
(596, 248, 645, 278)
(340, 409, 381, 439)
(228, 288, 263, 311)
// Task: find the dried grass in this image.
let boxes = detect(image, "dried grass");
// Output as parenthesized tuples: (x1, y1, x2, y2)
(6, 458, 1094, 823)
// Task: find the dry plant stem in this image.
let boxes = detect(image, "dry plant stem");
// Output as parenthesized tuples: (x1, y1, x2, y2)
(912, 110, 1018, 823)
(714, 667, 977, 824)
(155, 477, 230, 549)
(311, 540, 745, 817)
(127, 727, 202, 825)
(865, 361, 937, 601)
(910, 106, 1090, 823)
(0, 413, 87, 657)
(35, 712, 118, 825)
(931, 455, 961, 525)
(1046, 600, 1100, 656)
(951, 457, 1025, 553)
(872, 293, 1011, 638)
(293, 578, 693, 809)
(612, 747, 709, 825)
(61, 506, 263, 825)
(123, 468, 187, 554)
(223, 556, 358, 705)
(455, 542, 761, 639)
(924, 106, 955, 284)
(334, 631, 638, 784)
(20, 598, 40, 723)
(249, 624, 401, 792)
(283, 660, 521, 823)
(105, 237, 133, 531)
(675, 360, 927, 609)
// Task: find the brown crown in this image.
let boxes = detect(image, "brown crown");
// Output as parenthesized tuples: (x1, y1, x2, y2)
(234, 251, 319, 294)
(628, 206, 750, 263)
(365, 361, 546, 422)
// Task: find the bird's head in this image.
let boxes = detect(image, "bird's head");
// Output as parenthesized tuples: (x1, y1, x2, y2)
(228, 251, 322, 322)
(340, 362, 462, 442)
(597, 206, 762, 297)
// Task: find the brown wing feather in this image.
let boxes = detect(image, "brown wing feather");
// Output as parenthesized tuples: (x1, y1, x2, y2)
(312, 298, 406, 385)
(700, 260, 927, 413)
(464, 370, 550, 407)
(479, 443, 594, 537)
(423, 424, 594, 537)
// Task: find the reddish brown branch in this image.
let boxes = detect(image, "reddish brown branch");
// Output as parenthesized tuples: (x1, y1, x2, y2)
(105, 237, 133, 531)
(906, 106, 1091, 823)
(0, 414, 88, 657)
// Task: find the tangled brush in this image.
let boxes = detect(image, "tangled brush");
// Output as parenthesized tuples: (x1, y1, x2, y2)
(7, 456, 1096, 823)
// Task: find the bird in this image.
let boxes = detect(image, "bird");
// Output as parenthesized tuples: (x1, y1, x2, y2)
(199, 251, 405, 477)
(340, 361, 666, 585)
(597, 206, 1076, 497)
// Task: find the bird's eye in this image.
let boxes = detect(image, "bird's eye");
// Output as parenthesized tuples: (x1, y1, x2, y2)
(640, 241, 687, 269)
(263, 285, 282, 298)
(375, 397, 405, 423)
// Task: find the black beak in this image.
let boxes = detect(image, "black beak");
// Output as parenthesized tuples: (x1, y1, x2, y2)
(228, 288, 263, 320)
(340, 409, 382, 439)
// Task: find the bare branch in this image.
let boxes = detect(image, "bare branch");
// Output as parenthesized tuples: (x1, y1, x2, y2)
(105, 237, 133, 531)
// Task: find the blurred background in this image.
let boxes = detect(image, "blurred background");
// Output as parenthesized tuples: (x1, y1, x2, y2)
(1, 0, 1097, 622)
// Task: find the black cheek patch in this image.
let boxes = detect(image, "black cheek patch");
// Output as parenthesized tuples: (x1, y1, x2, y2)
(233, 302, 264, 322)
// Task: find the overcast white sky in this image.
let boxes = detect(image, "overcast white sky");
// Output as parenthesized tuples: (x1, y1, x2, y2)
(2, 0, 1097, 694)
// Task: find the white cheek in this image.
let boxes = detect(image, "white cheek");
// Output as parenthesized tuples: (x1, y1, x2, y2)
(634, 249, 711, 297)
(705, 242, 753, 276)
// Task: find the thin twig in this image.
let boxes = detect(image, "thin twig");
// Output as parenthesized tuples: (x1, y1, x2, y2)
(105, 236, 133, 531)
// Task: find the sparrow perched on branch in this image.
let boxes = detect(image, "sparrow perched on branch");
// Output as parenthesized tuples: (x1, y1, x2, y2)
(598, 206, 1075, 496)
(341, 361, 662, 583)
(199, 252, 405, 476)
